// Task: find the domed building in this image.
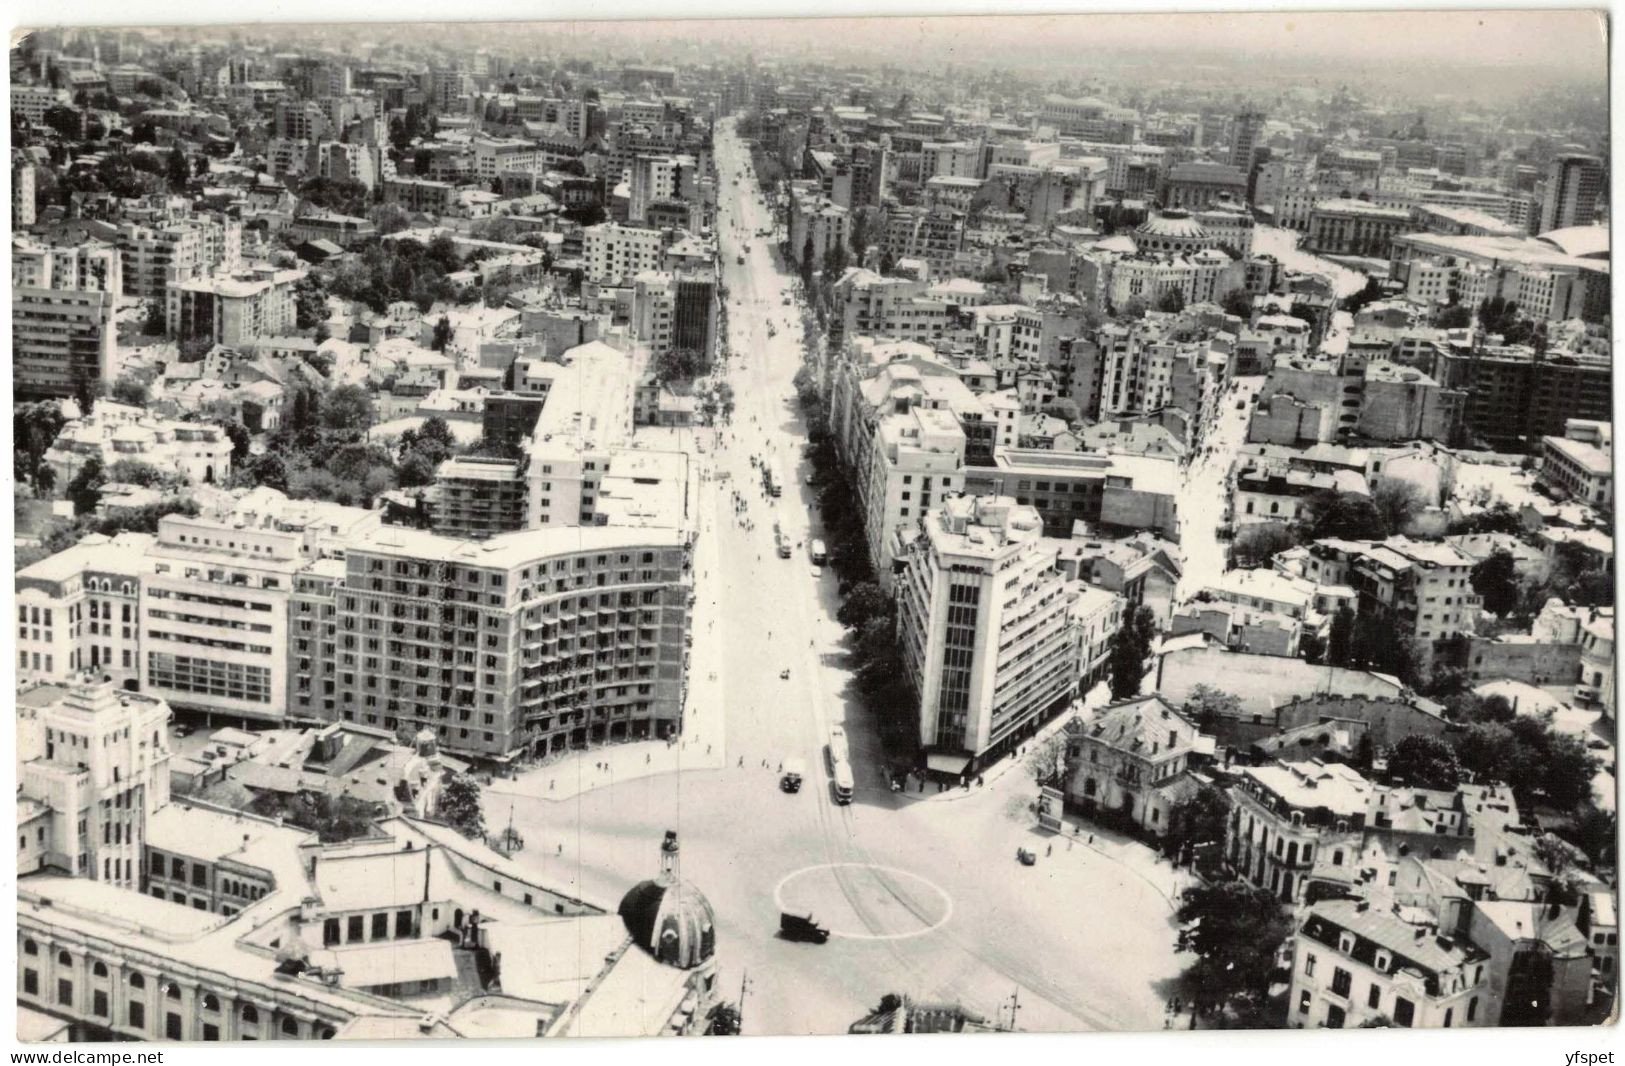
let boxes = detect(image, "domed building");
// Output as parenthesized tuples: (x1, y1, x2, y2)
(618, 831, 717, 970)
(1132, 209, 1219, 256)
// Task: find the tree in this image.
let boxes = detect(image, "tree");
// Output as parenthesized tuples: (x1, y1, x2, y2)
(294, 275, 331, 330)
(165, 146, 190, 191)
(221, 420, 251, 463)
(1471, 549, 1521, 617)
(1107, 625, 1149, 699)
(800, 235, 816, 287)
(1155, 287, 1186, 313)
(1118, 296, 1149, 321)
(1220, 288, 1255, 320)
(1165, 784, 1231, 861)
(1448, 502, 1521, 535)
(1384, 734, 1461, 790)
(110, 375, 150, 407)
(1371, 480, 1424, 536)
(1175, 880, 1292, 1019)
(242, 452, 289, 493)
(1026, 734, 1068, 788)
(1184, 684, 1241, 732)
(437, 772, 485, 838)
(1297, 490, 1387, 542)
(15, 402, 68, 489)
(1231, 521, 1297, 569)
(1326, 605, 1355, 667)
(653, 348, 701, 384)
(1433, 302, 1473, 330)
(321, 385, 374, 440)
(430, 314, 453, 352)
(1340, 276, 1384, 315)
(1041, 398, 1082, 425)
(105, 459, 168, 487)
(72, 370, 101, 418)
(836, 582, 893, 631)
(66, 457, 106, 515)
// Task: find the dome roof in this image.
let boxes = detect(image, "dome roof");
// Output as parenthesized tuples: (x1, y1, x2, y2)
(1135, 210, 1208, 241)
(618, 878, 717, 970)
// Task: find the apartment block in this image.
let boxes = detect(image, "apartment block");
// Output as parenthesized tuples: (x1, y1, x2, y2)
(16, 533, 153, 689)
(168, 265, 305, 348)
(13, 236, 122, 400)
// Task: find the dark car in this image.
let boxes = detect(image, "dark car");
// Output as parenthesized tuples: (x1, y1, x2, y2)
(779, 912, 830, 944)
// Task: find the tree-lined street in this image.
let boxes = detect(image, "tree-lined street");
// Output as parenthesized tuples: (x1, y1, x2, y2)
(483, 118, 1185, 1035)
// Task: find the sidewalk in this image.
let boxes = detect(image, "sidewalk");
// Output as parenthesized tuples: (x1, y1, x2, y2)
(886, 679, 1113, 806)
(489, 454, 732, 805)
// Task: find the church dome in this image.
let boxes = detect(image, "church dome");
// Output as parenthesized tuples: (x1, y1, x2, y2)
(1132, 210, 1217, 255)
(617, 831, 716, 969)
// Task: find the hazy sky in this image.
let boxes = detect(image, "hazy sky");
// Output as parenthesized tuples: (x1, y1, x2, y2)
(17, 4, 1608, 82)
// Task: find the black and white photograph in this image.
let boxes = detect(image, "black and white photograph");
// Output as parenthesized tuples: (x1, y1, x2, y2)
(5, 6, 1618, 1046)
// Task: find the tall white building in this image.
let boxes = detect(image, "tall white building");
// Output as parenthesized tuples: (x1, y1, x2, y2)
(17, 676, 172, 886)
(138, 514, 303, 723)
(896, 496, 1081, 772)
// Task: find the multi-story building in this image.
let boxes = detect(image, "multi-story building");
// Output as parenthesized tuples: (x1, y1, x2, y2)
(43, 408, 234, 489)
(1227, 760, 1372, 904)
(961, 449, 1180, 541)
(1058, 695, 1212, 837)
(1162, 161, 1248, 211)
(1349, 536, 1480, 653)
(582, 222, 666, 285)
(627, 153, 696, 224)
(17, 675, 172, 887)
(630, 270, 718, 368)
(167, 266, 305, 349)
(896, 496, 1081, 771)
(430, 457, 529, 539)
(13, 235, 122, 400)
(1229, 109, 1266, 172)
(1069, 583, 1124, 692)
(115, 217, 242, 303)
(1539, 150, 1604, 232)
(14, 152, 37, 229)
(1306, 200, 1413, 258)
(138, 514, 303, 724)
(1429, 340, 1613, 452)
(1538, 419, 1612, 509)
(328, 523, 690, 763)
(1289, 899, 1490, 1029)
(383, 177, 458, 216)
(18, 820, 717, 1040)
(16, 533, 153, 688)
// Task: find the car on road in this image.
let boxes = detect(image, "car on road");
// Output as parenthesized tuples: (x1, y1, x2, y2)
(173, 723, 195, 738)
(780, 758, 805, 792)
(1017, 847, 1037, 866)
(779, 912, 830, 944)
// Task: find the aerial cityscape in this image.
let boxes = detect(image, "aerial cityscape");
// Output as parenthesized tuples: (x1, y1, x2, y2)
(7, 11, 1615, 1043)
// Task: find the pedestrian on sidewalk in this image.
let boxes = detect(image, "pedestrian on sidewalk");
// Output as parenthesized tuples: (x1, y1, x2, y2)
(738, 756, 744, 768)
(557, 843, 563, 855)
(1046, 844, 1053, 857)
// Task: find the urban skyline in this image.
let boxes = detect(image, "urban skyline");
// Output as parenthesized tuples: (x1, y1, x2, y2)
(7, 9, 1616, 1047)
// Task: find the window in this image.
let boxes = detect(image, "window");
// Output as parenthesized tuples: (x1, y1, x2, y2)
(58, 978, 73, 1006)
(93, 989, 109, 1017)
(129, 1001, 145, 1030)
(23, 969, 38, 995)
(129, 973, 144, 990)
(323, 918, 340, 946)
(396, 909, 414, 938)
(1330, 968, 1351, 997)
(1325, 1004, 1345, 1028)
(282, 1017, 300, 1036)
(371, 912, 389, 939)
(347, 915, 365, 942)
(242, 1005, 259, 1025)
(1467, 996, 1478, 1022)
(1298, 990, 1311, 1014)
(1443, 1007, 1453, 1028)
(23, 939, 36, 956)
(93, 961, 108, 977)
(1393, 997, 1415, 1027)
(1303, 953, 1317, 977)
(1367, 985, 1381, 1009)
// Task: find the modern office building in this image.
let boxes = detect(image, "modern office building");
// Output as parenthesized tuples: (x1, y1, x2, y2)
(1539, 150, 1604, 233)
(896, 496, 1081, 774)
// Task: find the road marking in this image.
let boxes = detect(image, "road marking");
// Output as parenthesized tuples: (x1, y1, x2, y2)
(773, 862, 954, 941)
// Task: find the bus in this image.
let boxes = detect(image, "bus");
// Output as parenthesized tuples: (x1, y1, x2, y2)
(831, 760, 854, 805)
(762, 462, 781, 498)
(827, 726, 849, 768)
(809, 539, 827, 566)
